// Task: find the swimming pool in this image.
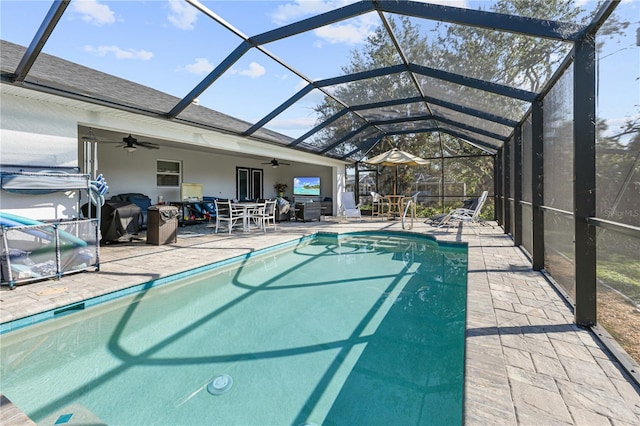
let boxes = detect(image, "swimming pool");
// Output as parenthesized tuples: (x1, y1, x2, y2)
(0, 232, 467, 425)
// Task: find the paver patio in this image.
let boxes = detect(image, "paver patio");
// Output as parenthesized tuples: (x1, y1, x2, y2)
(1, 217, 639, 425)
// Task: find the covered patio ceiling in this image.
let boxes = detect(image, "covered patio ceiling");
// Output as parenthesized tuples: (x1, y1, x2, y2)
(0, 0, 613, 161)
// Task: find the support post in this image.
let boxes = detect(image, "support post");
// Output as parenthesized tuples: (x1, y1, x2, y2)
(573, 36, 597, 326)
(531, 99, 545, 270)
(354, 163, 360, 203)
(493, 154, 499, 222)
(503, 137, 511, 235)
(495, 149, 503, 225)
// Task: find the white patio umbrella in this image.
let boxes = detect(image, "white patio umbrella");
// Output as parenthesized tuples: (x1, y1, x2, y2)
(365, 148, 429, 195)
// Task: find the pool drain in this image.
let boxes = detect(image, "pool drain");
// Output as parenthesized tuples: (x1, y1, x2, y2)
(207, 374, 233, 395)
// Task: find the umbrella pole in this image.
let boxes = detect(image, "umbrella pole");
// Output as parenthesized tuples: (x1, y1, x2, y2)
(394, 166, 398, 196)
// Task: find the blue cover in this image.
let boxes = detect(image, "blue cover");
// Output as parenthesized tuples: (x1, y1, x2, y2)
(128, 196, 152, 212)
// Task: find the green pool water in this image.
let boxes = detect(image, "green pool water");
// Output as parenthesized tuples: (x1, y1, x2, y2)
(0, 232, 467, 425)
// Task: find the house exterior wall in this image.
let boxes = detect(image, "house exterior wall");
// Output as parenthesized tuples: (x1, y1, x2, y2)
(0, 89, 82, 220)
(0, 85, 345, 219)
(98, 143, 335, 205)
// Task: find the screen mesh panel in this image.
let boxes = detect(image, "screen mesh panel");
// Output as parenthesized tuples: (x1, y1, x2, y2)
(437, 124, 501, 151)
(396, 16, 572, 93)
(375, 120, 437, 134)
(521, 116, 533, 203)
(593, 1, 639, 365)
(542, 65, 575, 299)
(543, 65, 574, 211)
(509, 136, 515, 234)
(356, 101, 430, 122)
(415, 77, 530, 122)
(522, 204, 533, 256)
(328, 72, 418, 107)
(429, 104, 514, 139)
(297, 111, 371, 153)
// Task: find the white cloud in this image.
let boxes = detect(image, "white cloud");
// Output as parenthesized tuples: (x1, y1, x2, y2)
(295, 79, 309, 91)
(313, 16, 376, 45)
(239, 62, 266, 78)
(168, 0, 198, 30)
(270, 1, 357, 26)
(84, 45, 153, 60)
(269, 0, 467, 26)
(185, 58, 214, 75)
(72, 0, 115, 25)
(269, 1, 393, 46)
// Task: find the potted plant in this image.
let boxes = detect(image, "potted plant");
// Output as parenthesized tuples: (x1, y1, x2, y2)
(274, 182, 287, 197)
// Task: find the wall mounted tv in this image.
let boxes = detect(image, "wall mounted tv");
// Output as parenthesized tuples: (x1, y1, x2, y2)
(293, 176, 320, 196)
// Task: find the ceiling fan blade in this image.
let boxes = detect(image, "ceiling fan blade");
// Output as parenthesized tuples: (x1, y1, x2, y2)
(137, 141, 160, 149)
(261, 158, 291, 167)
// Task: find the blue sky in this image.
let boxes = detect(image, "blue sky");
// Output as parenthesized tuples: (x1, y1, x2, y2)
(1, 0, 637, 142)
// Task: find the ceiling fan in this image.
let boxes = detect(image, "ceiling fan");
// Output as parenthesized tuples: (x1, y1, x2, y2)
(262, 158, 290, 168)
(114, 134, 160, 152)
(91, 134, 160, 152)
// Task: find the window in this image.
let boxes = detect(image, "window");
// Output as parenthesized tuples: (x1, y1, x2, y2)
(157, 159, 181, 187)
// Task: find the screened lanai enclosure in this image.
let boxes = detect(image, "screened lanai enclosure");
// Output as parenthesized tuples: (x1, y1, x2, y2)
(1, 1, 638, 381)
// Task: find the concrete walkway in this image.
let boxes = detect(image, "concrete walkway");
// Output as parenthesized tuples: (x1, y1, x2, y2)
(1, 217, 639, 425)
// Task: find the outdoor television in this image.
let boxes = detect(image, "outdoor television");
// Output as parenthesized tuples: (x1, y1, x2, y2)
(293, 176, 320, 196)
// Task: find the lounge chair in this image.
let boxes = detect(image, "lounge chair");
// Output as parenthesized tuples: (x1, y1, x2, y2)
(428, 191, 489, 228)
(339, 191, 362, 221)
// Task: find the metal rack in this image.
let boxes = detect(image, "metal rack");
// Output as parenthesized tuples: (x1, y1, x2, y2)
(0, 168, 101, 289)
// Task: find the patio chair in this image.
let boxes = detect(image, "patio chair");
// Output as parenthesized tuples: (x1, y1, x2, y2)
(213, 199, 243, 234)
(436, 191, 489, 228)
(251, 199, 277, 232)
(371, 192, 389, 218)
(339, 191, 362, 221)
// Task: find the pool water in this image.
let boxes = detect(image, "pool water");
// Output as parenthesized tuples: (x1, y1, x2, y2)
(0, 232, 467, 425)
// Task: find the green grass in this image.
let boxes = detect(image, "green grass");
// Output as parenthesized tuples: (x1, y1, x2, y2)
(598, 255, 640, 303)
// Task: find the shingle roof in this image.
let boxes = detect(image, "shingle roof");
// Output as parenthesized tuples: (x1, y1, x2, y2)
(0, 40, 295, 146)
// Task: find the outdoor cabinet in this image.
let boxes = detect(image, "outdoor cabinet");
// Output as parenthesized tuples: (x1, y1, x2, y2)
(295, 202, 322, 222)
(147, 205, 179, 245)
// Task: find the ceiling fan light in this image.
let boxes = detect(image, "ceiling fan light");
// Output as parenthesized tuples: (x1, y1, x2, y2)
(124, 145, 136, 153)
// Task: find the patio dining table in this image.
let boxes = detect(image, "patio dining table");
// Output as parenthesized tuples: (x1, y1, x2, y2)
(383, 195, 406, 218)
(231, 202, 264, 232)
